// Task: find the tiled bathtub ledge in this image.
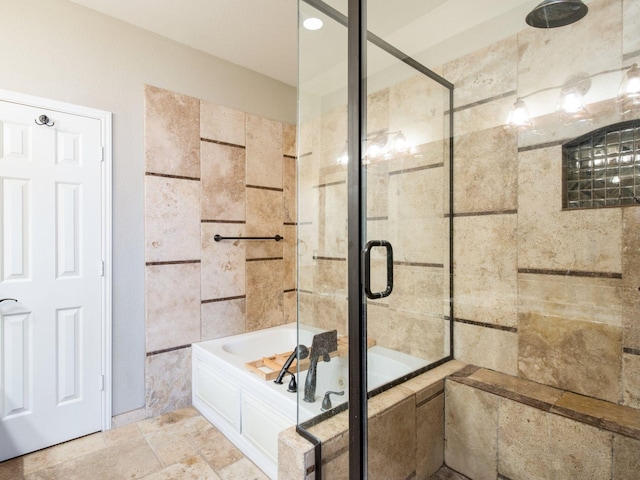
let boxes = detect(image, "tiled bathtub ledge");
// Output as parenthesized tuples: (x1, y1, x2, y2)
(449, 367, 640, 440)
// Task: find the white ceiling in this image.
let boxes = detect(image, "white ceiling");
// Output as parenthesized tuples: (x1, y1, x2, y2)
(68, 0, 299, 86)
(67, 0, 596, 91)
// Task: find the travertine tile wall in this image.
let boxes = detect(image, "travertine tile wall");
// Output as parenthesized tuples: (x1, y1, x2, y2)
(445, 367, 640, 479)
(444, 0, 640, 408)
(144, 85, 296, 417)
(298, 74, 451, 361)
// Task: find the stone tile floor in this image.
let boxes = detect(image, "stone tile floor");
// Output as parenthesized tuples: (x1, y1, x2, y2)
(0, 407, 268, 480)
(0, 405, 468, 480)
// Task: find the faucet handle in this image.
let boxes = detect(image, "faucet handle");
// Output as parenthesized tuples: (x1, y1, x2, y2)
(321, 390, 345, 411)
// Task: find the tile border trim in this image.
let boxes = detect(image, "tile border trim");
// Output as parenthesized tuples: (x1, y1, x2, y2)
(246, 257, 284, 262)
(146, 344, 191, 357)
(145, 171, 201, 181)
(201, 295, 246, 304)
(200, 137, 245, 149)
(448, 367, 640, 440)
(624, 347, 640, 356)
(450, 209, 517, 218)
(146, 260, 201, 266)
(454, 317, 518, 333)
(246, 184, 284, 192)
(202, 219, 245, 224)
(518, 140, 564, 153)
(518, 268, 622, 279)
(389, 162, 444, 176)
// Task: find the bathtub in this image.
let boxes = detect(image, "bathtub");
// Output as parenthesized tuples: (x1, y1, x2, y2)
(191, 323, 428, 479)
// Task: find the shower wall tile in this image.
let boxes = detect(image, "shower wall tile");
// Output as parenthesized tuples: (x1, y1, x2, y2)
(246, 259, 284, 331)
(443, 36, 517, 108)
(245, 187, 284, 260)
(367, 304, 390, 349)
(246, 114, 283, 189)
(201, 298, 246, 341)
(519, 273, 623, 327)
(145, 175, 201, 263)
(312, 294, 347, 336)
(319, 106, 347, 170)
(317, 182, 348, 258)
(367, 88, 390, 135)
(282, 123, 296, 157)
(389, 73, 447, 149)
(201, 222, 245, 300)
(454, 214, 518, 328)
(454, 322, 518, 376)
(389, 265, 444, 319)
(613, 434, 640, 479)
(518, 312, 622, 403)
(416, 392, 444, 479)
(622, 353, 640, 409)
(283, 290, 296, 325)
(201, 141, 245, 221)
(200, 101, 245, 146)
(283, 224, 297, 292)
(498, 396, 613, 479)
(622, 207, 640, 349)
(366, 162, 389, 220)
(313, 258, 346, 295)
(454, 94, 513, 138)
(517, 0, 622, 98)
(388, 310, 445, 360)
(368, 396, 416, 480)
(145, 263, 201, 352)
(453, 126, 518, 213)
(518, 145, 622, 273)
(444, 381, 498, 480)
(388, 167, 445, 264)
(144, 85, 200, 178)
(145, 348, 192, 418)
(623, 0, 640, 55)
(283, 156, 297, 224)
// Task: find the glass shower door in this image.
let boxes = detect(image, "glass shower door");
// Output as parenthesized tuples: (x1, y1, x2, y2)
(296, 0, 453, 477)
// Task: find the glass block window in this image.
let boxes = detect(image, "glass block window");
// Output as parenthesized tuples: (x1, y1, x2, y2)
(563, 119, 640, 209)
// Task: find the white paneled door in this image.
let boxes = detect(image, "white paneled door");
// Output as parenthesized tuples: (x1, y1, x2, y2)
(0, 99, 105, 461)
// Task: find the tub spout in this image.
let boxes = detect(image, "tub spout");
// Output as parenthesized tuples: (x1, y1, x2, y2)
(303, 330, 338, 403)
(274, 345, 309, 385)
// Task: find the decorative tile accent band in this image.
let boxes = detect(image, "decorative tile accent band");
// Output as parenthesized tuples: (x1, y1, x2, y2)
(389, 163, 444, 176)
(518, 140, 564, 153)
(395, 261, 444, 268)
(146, 344, 191, 357)
(201, 219, 246, 224)
(314, 180, 346, 189)
(200, 137, 245, 149)
(453, 317, 518, 333)
(623, 347, 640, 356)
(145, 260, 201, 266)
(416, 389, 444, 409)
(623, 50, 640, 62)
(201, 295, 246, 304)
(518, 268, 622, 279)
(450, 209, 517, 218)
(145, 171, 201, 181)
(283, 154, 297, 160)
(246, 257, 284, 262)
(313, 255, 346, 261)
(246, 184, 284, 192)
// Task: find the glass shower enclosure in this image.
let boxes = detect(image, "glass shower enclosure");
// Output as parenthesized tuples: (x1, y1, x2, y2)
(296, 0, 453, 476)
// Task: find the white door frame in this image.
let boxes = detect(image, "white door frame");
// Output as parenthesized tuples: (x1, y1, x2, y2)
(0, 89, 113, 430)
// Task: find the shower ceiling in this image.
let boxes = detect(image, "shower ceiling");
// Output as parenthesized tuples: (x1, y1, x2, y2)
(67, 0, 595, 90)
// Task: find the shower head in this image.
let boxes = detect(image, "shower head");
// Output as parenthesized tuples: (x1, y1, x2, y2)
(526, 0, 588, 28)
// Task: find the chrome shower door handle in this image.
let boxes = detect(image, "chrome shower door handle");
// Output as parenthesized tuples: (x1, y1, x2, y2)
(363, 240, 393, 299)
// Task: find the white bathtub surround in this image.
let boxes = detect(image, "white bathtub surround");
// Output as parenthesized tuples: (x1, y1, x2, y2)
(192, 323, 430, 479)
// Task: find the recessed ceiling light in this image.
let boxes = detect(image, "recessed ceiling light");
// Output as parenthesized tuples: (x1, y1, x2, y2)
(303, 17, 323, 30)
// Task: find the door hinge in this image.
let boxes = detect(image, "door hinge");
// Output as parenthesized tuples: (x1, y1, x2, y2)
(100, 146, 105, 162)
(100, 375, 105, 391)
(100, 261, 105, 277)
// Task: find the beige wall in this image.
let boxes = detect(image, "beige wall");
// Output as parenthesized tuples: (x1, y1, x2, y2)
(143, 86, 296, 416)
(0, 0, 296, 416)
(447, 0, 640, 407)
